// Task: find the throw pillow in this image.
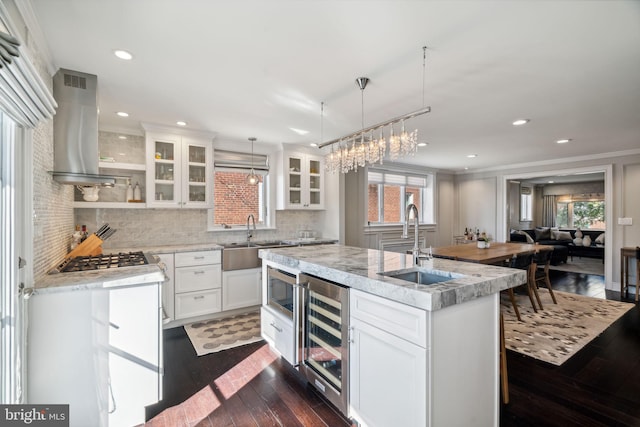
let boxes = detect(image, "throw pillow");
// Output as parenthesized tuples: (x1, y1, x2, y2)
(555, 231, 573, 241)
(575, 228, 583, 238)
(535, 227, 551, 241)
(515, 230, 535, 244)
(550, 227, 560, 239)
(595, 233, 605, 244)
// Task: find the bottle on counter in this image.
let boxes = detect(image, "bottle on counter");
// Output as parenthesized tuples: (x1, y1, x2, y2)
(133, 182, 141, 200)
(70, 225, 83, 250)
(81, 225, 88, 242)
(126, 182, 133, 202)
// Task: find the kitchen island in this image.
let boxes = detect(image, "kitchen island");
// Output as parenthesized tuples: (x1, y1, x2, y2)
(259, 244, 526, 427)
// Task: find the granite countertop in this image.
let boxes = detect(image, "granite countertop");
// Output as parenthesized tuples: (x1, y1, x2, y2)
(259, 244, 526, 311)
(280, 238, 338, 245)
(32, 264, 165, 295)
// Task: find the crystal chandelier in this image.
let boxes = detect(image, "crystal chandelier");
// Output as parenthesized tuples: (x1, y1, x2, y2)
(321, 47, 430, 174)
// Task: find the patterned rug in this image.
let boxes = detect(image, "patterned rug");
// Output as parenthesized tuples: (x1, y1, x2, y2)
(501, 289, 633, 366)
(184, 311, 262, 356)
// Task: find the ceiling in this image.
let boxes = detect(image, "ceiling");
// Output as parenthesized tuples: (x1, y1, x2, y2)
(29, 0, 640, 172)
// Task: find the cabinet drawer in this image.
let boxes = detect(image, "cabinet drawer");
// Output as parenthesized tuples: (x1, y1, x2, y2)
(175, 250, 221, 267)
(261, 307, 294, 364)
(175, 264, 221, 293)
(350, 289, 428, 348)
(175, 289, 221, 319)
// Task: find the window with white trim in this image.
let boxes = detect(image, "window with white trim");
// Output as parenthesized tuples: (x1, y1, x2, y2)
(208, 149, 271, 229)
(367, 169, 435, 224)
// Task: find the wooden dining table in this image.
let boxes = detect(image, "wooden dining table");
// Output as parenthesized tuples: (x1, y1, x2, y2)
(431, 242, 553, 265)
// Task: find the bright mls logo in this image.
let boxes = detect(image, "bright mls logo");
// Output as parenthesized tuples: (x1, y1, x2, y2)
(0, 405, 69, 426)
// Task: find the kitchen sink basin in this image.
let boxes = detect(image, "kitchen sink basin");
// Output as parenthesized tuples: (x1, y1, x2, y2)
(381, 268, 459, 286)
(221, 241, 294, 270)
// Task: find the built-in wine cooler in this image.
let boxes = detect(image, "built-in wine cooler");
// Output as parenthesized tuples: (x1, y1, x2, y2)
(299, 274, 349, 415)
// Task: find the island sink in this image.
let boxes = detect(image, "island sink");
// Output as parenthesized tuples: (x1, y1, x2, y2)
(381, 267, 462, 285)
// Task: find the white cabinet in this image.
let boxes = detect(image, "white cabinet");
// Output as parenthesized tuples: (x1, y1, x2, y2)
(28, 283, 161, 427)
(349, 288, 500, 427)
(222, 267, 261, 311)
(156, 252, 175, 322)
(173, 250, 222, 320)
(349, 289, 428, 427)
(144, 130, 213, 208)
(260, 306, 295, 364)
(277, 151, 324, 209)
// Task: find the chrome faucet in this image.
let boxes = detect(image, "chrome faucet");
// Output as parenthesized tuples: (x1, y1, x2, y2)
(247, 214, 256, 242)
(402, 203, 423, 266)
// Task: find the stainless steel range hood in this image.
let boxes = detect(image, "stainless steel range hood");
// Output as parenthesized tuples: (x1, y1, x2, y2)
(50, 69, 117, 186)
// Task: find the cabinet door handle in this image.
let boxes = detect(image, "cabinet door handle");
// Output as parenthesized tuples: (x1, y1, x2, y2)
(194, 295, 205, 300)
(193, 270, 205, 275)
(270, 321, 283, 333)
(194, 256, 205, 260)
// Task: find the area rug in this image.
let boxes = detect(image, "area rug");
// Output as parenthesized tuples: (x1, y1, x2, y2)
(549, 256, 604, 276)
(501, 289, 633, 366)
(184, 311, 261, 356)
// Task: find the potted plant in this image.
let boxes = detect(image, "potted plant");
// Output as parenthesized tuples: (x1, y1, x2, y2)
(477, 234, 492, 249)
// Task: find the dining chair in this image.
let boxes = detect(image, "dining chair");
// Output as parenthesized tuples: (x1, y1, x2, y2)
(500, 311, 509, 404)
(533, 248, 557, 306)
(509, 252, 539, 313)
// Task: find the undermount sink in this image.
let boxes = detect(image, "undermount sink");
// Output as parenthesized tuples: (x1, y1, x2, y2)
(220, 242, 257, 248)
(381, 268, 460, 286)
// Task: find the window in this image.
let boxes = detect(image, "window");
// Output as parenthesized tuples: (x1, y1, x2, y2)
(556, 198, 605, 229)
(520, 186, 533, 221)
(209, 149, 270, 229)
(367, 169, 434, 224)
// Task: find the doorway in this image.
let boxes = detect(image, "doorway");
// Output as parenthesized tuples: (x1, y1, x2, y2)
(500, 165, 613, 289)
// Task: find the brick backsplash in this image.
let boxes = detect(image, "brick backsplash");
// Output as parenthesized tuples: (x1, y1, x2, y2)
(75, 209, 327, 250)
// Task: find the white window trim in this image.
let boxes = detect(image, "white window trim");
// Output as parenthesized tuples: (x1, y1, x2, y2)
(367, 166, 436, 226)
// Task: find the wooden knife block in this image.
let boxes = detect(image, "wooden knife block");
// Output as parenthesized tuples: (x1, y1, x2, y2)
(66, 234, 104, 259)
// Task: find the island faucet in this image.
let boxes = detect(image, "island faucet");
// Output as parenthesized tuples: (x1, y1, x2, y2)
(402, 203, 423, 266)
(247, 214, 256, 242)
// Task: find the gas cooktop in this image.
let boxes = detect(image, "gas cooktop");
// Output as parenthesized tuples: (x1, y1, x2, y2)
(53, 251, 150, 273)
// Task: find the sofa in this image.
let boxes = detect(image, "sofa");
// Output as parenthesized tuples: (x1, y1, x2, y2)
(509, 227, 605, 265)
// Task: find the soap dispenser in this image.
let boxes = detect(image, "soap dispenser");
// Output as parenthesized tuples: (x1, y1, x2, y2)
(133, 182, 141, 201)
(125, 181, 133, 202)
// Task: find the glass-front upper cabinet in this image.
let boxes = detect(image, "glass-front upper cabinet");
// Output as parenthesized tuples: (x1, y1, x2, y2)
(144, 128, 213, 209)
(277, 151, 324, 210)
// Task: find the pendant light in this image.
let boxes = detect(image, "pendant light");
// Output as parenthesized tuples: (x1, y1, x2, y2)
(246, 137, 260, 185)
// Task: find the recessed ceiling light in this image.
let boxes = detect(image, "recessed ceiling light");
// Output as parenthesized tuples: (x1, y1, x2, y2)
(464, 167, 469, 170)
(512, 119, 530, 126)
(309, 143, 318, 147)
(289, 127, 309, 135)
(176, 121, 187, 126)
(118, 135, 127, 140)
(548, 180, 555, 184)
(114, 49, 133, 60)
(116, 111, 129, 117)
(467, 154, 478, 158)
(556, 138, 572, 144)
(417, 142, 428, 147)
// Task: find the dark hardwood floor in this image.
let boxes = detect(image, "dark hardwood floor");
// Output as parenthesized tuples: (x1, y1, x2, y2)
(146, 270, 640, 426)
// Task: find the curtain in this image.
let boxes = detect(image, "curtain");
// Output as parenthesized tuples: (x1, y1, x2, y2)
(542, 195, 557, 227)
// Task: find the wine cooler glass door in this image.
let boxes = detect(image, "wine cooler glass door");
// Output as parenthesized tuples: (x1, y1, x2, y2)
(301, 275, 349, 414)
